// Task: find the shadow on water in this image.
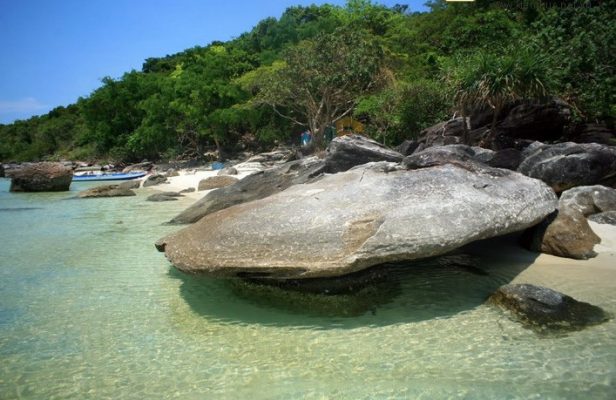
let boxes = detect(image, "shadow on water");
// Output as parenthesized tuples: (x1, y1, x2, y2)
(169, 233, 540, 329)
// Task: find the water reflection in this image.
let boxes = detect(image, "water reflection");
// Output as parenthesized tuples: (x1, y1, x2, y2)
(170, 244, 536, 329)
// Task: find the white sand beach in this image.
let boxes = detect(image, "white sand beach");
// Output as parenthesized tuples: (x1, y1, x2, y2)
(143, 165, 260, 199)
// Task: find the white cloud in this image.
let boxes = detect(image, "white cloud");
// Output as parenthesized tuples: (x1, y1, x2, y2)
(0, 97, 49, 114)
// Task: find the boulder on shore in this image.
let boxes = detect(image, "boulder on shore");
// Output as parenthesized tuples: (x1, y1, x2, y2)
(489, 284, 610, 333)
(169, 156, 325, 224)
(197, 175, 239, 191)
(9, 162, 73, 192)
(157, 162, 557, 279)
(325, 134, 403, 173)
(517, 142, 616, 193)
(78, 184, 136, 198)
(522, 209, 600, 260)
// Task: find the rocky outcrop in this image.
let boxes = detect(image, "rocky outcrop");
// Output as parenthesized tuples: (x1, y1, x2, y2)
(517, 142, 616, 193)
(197, 175, 239, 191)
(78, 184, 136, 198)
(169, 157, 325, 224)
(157, 162, 557, 279)
(147, 192, 184, 202)
(489, 284, 610, 333)
(9, 162, 73, 192)
(142, 174, 168, 187)
(324, 134, 403, 173)
(180, 187, 196, 193)
(496, 101, 570, 142)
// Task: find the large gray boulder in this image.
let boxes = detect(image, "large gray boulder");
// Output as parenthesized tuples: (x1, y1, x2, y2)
(324, 134, 403, 173)
(9, 162, 73, 192)
(489, 284, 610, 333)
(517, 142, 616, 193)
(157, 162, 557, 279)
(169, 157, 325, 224)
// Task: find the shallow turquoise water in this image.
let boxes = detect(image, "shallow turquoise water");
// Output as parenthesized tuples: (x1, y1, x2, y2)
(0, 177, 615, 399)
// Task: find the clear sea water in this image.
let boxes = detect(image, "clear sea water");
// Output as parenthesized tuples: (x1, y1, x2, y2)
(1, 177, 615, 399)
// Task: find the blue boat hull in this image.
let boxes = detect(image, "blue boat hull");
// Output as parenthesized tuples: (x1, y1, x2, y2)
(72, 172, 147, 182)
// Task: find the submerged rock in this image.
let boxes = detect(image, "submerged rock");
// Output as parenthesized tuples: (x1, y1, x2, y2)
(325, 134, 403, 173)
(147, 192, 183, 202)
(197, 175, 239, 191)
(489, 284, 610, 333)
(169, 157, 325, 224)
(78, 184, 136, 198)
(9, 162, 72, 192)
(157, 163, 557, 279)
(517, 142, 616, 193)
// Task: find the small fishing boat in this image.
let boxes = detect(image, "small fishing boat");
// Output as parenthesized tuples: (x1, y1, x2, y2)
(72, 171, 146, 182)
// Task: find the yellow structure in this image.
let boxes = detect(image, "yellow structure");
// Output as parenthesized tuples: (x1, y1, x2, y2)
(335, 117, 364, 136)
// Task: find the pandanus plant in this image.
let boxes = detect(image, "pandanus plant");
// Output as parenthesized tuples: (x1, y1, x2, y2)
(447, 46, 553, 147)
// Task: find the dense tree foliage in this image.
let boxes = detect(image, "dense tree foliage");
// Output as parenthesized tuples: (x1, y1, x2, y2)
(1, 0, 614, 162)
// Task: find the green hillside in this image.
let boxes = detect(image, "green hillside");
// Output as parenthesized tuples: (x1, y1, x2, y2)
(1, 0, 614, 162)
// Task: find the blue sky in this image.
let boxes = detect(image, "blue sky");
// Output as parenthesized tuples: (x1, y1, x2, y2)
(0, 0, 427, 124)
